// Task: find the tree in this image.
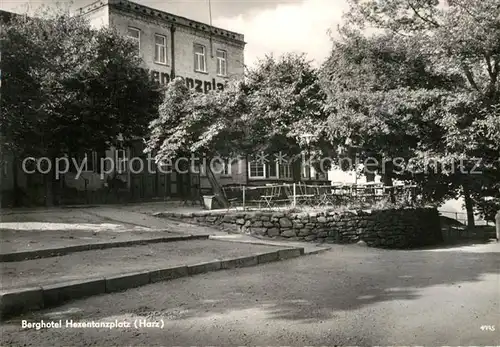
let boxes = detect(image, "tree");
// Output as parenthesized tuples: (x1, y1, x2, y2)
(145, 53, 329, 205)
(242, 54, 330, 164)
(323, 0, 500, 225)
(0, 8, 161, 205)
(320, 30, 461, 201)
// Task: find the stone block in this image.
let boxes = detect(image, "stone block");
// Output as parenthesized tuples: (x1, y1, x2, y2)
(327, 229, 338, 237)
(279, 217, 293, 228)
(0, 287, 44, 318)
(317, 231, 328, 238)
(257, 252, 279, 264)
(252, 221, 263, 227)
(298, 229, 311, 237)
(267, 228, 280, 237)
(304, 235, 317, 241)
(278, 248, 303, 259)
(43, 278, 106, 307)
(222, 215, 235, 222)
(105, 272, 150, 293)
(187, 261, 222, 275)
(150, 266, 188, 283)
(263, 222, 274, 227)
(221, 255, 258, 269)
(222, 223, 240, 233)
(292, 223, 304, 229)
(317, 216, 327, 223)
(250, 227, 268, 236)
(281, 229, 297, 237)
(235, 218, 245, 225)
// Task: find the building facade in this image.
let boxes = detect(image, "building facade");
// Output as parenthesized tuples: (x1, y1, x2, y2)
(75, 0, 249, 202)
(76, 0, 328, 204)
(0, 3, 328, 206)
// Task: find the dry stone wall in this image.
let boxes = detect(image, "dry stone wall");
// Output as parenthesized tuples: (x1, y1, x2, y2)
(157, 208, 443, 249)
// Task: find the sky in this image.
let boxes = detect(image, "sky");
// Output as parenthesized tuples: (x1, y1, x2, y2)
(0, 0, 350, 67)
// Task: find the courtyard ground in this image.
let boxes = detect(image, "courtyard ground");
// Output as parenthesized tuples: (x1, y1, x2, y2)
(0, 241, 498, 346)
(0, 202, 498, 346)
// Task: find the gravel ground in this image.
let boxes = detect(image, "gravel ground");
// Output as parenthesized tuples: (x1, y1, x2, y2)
(0, 206, 228, 238)
(0, 209, 134, 226)
(0, 240, 281, 289)
(1, 242, 498, 346)
(0, 229, 183, 254)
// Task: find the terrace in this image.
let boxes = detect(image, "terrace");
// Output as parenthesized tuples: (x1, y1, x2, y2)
(212, 182, 419, 211)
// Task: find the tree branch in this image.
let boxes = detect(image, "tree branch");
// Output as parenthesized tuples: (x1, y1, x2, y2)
(452, 0, 482, 24)
(485, 54, 499, 98)
(461, 62, 480, 92)
(407, 0, 440, 28)
(485, 54, 494, 77)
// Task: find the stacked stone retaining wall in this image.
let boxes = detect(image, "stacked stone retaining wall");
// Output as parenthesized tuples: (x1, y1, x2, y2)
(156, 208, 443, 249)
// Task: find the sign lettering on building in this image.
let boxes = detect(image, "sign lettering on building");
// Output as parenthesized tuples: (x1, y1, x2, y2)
(145, 69, 225, 93)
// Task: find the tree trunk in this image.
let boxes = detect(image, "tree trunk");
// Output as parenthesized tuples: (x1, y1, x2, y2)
(363, 152, 376, 182)
(44, 173, 54, 206)
(462, 180, 475, 228)
(382, 160, 395, 203)
(364, 167, 376, 183)
(44, 157, 58, 207)
(205, 159, 228, 208)
(12, 155, 21, 207)
(292, 156, 302, 182)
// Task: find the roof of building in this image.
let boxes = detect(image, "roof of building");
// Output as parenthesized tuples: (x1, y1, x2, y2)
(76, 0, 245, 44)
(0, 9, 21, 23)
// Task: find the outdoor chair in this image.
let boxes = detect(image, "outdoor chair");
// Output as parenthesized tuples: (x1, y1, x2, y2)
(315, 185, 335, 207)
(330, 184, 345, 206)
(283, 184, 295, 206)
(258, 184, 281, 209)
(222, 185, 240, 211)
(295, 183, 316, 206)
(357, 183, 377, 205)
(372, 183, 386, 202)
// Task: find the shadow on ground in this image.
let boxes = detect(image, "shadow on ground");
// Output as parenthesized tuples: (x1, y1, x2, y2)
(6, 243, 497, 325)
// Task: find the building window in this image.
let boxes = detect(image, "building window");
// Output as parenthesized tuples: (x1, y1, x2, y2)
(80, 151, 97, 172)
(194, 44, 206, 72)
(116, 149, 127, 173)
(248, 160, 266, 179)
(302, 163, 312, 179)
(128, 27, 140, 53)
(216, 49, 227, 76)
(199, 164, 207, 176)
(267, 159, 278, 178)
(221, 159, 233, 177)
(279, 163, 292, 179)
(154, 34, 167, 64)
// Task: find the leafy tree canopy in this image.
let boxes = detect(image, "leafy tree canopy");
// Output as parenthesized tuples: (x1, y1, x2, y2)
(146, 53, 329, 166)
(0, 8, 161, 158)
(320, 0, 500, 221)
